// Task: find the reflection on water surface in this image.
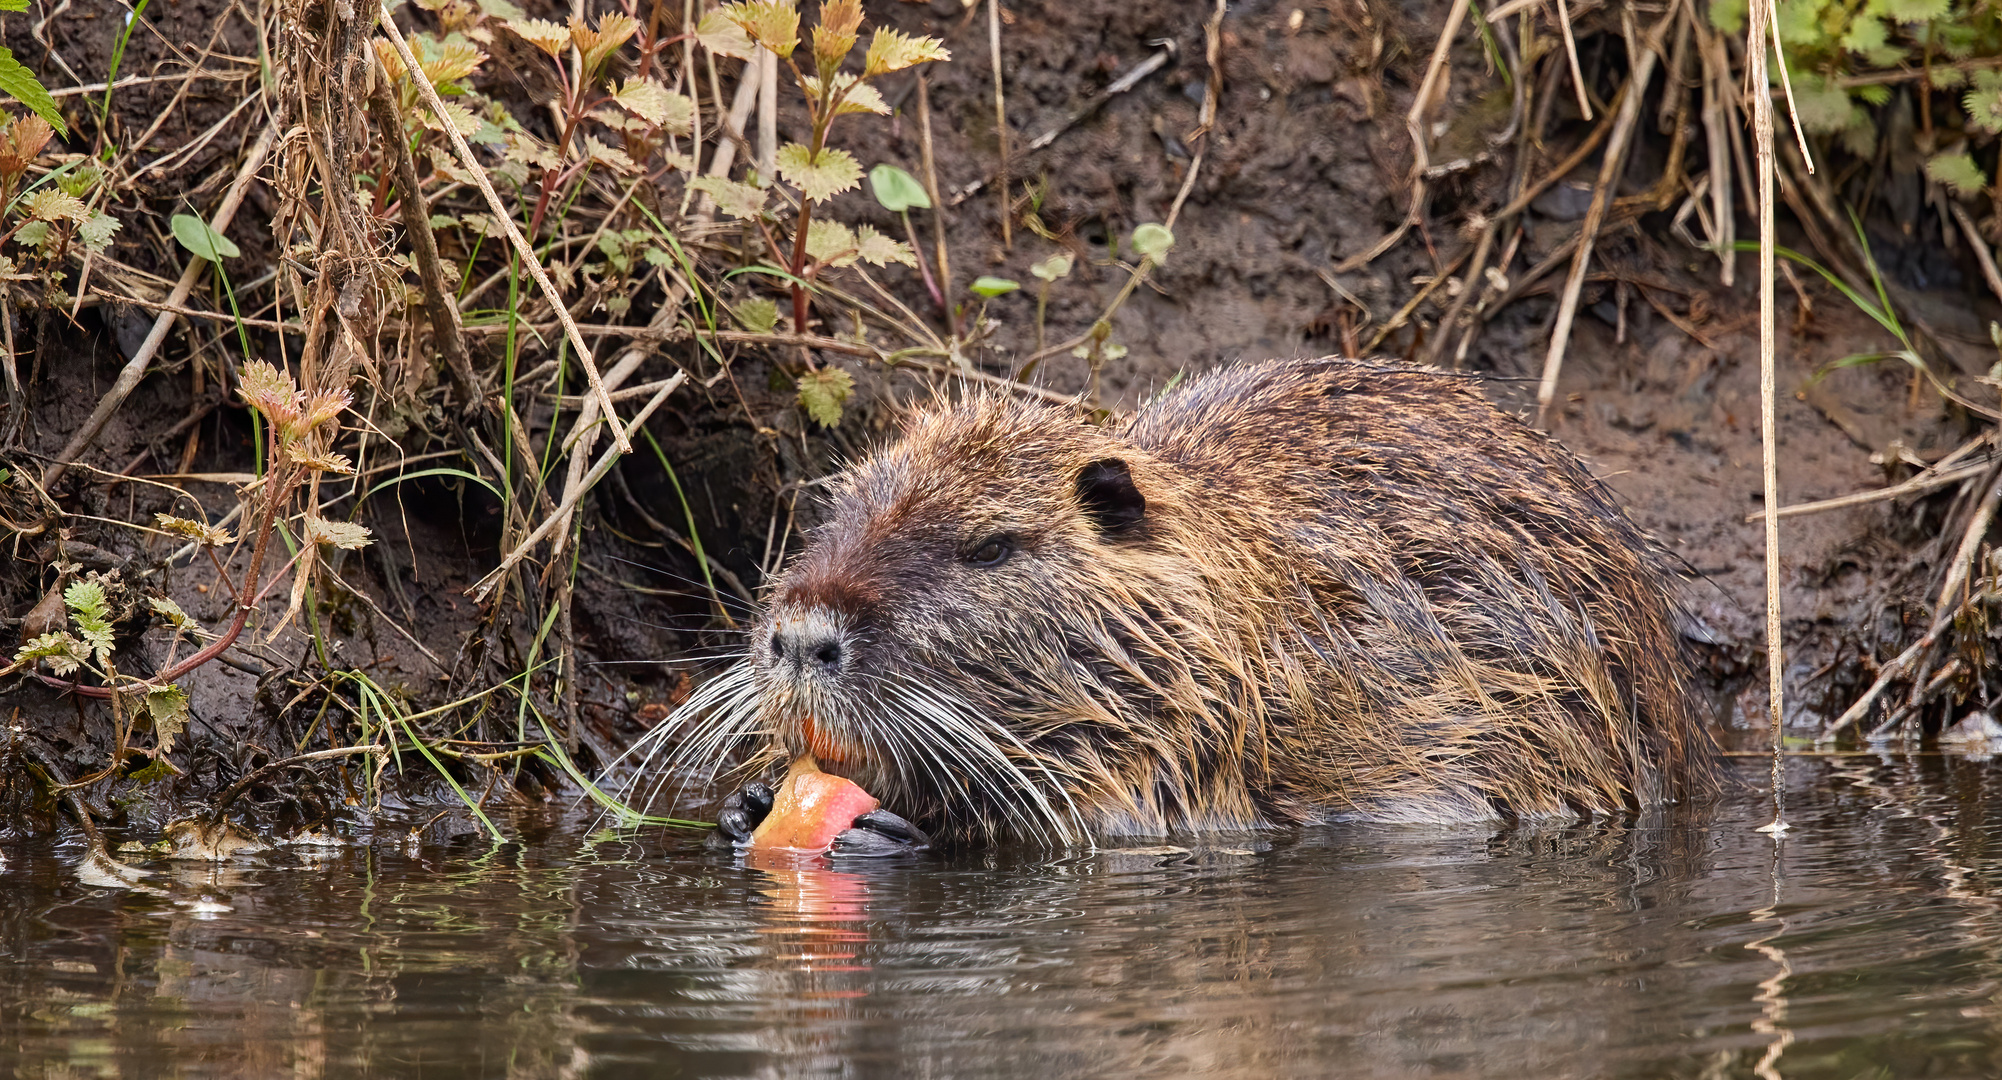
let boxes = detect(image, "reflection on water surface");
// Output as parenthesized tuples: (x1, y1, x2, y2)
(6, 757, 2002, 1078)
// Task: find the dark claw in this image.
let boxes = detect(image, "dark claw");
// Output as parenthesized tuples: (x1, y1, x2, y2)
(707, 781, 777, 849)
(830, 808, 931, 855)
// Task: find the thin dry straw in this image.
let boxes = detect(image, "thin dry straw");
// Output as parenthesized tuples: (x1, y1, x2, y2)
(1746, 0, 1790, 837)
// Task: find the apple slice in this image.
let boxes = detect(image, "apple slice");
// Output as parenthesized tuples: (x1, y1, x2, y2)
(745, 755, 880, 854)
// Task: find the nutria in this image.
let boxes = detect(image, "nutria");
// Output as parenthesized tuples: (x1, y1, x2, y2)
(645, 356, 1716, 847)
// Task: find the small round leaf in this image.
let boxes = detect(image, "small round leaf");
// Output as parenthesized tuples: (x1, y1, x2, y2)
(970, 276, 1020, 298)
(1029, 253, 1074, 282)
(171, 213, 240, 262)
(1130, 222, 1174, 263)
(869, 163, 931, 212)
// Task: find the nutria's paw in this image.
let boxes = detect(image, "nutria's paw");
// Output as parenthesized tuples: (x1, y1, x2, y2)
(705, 782, 775, 850)
(830, 809, 932, 855)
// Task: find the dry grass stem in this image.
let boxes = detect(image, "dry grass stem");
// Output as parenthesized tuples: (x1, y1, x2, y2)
(1746, 0, 1789, 828)
(373, 2, 629, 454)
(468, 373, 687, 603)
(1535, 10, 1669, 427)
(44, 120, 281, 490)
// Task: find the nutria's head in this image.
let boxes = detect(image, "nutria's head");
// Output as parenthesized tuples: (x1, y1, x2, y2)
(750, 397, 1206, 842)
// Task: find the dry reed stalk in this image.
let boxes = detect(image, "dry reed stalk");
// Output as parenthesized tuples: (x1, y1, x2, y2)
(1820, 460, 2002, 745)
(44, 120, 282, 490)
(374, 2, 629, 454)
(1746, 0, 1789, 832)
(1335, 0, 1470, 274)
(467, 373, 687, 602)
(1534, 7, 1669, 428)
(989, 0, 1010, 249)
(1555, 0, 1593, 121)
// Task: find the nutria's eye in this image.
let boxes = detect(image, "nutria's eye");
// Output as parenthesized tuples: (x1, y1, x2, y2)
(966, 536, 1014, 568)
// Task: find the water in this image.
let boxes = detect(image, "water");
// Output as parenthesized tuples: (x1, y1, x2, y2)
(6, 757, 2002, 1078)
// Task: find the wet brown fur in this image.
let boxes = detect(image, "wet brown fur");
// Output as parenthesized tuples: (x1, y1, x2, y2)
(714, 358, 1716, 841)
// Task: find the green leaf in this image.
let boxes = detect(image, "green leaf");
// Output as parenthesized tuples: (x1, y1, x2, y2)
(64, 579, 107, 621)
(1968, 71, 2002, 133)
(776, 143, 863, 201)
(805, 218, 858, 266)
(1030, 253, 1073, 282)
(797, 365, 855, 427)
(689, 175, 769, 220)
(612, 78, 695, 135)
(695, 9, 757, 59)
(305, 516, 373, 549)
(0, 46, 67, 136)
(145, 684, 189, 755)
(1130, 222, 1175, 263)
(13, 631, 85, 676)
(970, 276, 1019, 298)
(0, 0, 29, 11)
(734, 297, 779, 333)
(1870, 0, 1949, 20)
(78, 212, 119, 253)
(868, 163, 931, 212)
(722, 0, 801, 59)
(862, 28, 949, 76)
(1840, 14, 1889, 54)
(1709, 0, 1746, 33)
(148, 596, 198, 632)
(852, 225, 915, 268)
(171, 212, 240, 261)
(12, 220, 49, 251)
(1788, 75, 1858, 134)
(1927, 151, 1988, 195)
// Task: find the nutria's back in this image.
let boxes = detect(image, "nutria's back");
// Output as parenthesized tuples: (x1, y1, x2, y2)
(666, 357, 1716, 841)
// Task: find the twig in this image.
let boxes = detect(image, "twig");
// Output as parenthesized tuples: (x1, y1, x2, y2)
(1335, 0, 1471, 274)
(1694, 10, 1735, 286)
(1745, 456, 1993, 524)
(1760, 0, 1814, 173)
(1556, 0, 1594, 121)
(1819, 459, 2002, 745)
(949, 39, 1176, 206)
(43, 120, 280, 490)
(1367, 246, 1474, 353)
(468, 373, 685, 602)
(210, 744, 387, 818)
(916, 73, 953, 324)
(1949, 202, 2002, 308)
(989, 0, 1010, 249)
(756, 46, 778, 177)
(369, 57, 479, 411)
(1535, 8, 1668, 427)
(374, 3, 628, 454)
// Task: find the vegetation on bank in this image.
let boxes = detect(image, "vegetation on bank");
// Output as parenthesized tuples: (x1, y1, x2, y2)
(0, 0, 1995, 859)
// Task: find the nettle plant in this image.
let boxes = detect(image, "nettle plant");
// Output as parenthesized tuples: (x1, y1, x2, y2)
(10, 362, 370, 775)
(0, 115, 120, 284)
(1711, 0, 2002, 197)
(691, 0, 946, 423)
(373, 0, 697, 315)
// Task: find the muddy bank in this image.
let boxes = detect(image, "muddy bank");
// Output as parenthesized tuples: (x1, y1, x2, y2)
(1, 0, 1997, 841)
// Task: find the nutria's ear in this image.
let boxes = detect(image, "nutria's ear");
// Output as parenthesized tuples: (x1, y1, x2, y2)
(1076, 458, 1146, 536)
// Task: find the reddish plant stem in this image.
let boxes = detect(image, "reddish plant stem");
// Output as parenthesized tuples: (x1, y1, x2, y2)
(56, 461, 294, 700)
(789, 196, 815, 334)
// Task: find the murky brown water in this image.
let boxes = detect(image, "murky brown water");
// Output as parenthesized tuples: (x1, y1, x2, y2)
(7, 757, 2002, 1078)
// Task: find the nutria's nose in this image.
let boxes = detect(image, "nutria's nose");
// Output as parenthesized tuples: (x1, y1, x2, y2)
(771, 624, 844, 674)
